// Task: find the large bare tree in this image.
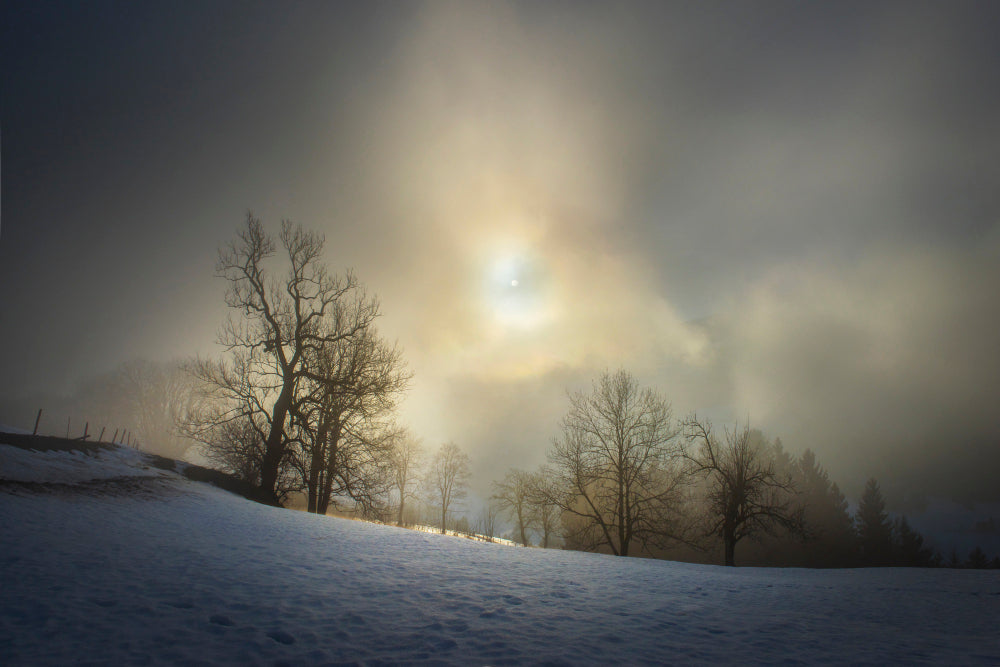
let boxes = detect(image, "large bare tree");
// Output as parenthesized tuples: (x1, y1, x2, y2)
(543, 369, 686, 557)
(682, 416, 803, 566)
(190, 213, 377, 504)
(426, 442, 470, 534)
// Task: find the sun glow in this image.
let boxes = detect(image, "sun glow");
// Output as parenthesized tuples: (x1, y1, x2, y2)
(485, 252, 551, 330)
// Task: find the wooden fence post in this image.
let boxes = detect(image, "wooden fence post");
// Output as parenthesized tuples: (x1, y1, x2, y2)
(33, 409, 42, 436)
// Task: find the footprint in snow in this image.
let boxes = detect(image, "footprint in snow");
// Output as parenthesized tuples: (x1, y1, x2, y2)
(267, 630, 295, 645)
(340, 612, 366, 626)
(209, 614, 234, 626)
(425, 636, 457, 651)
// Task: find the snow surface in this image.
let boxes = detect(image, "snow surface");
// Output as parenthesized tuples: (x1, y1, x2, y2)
(2, 445, 999, 665)
(0, 443, 165, 484)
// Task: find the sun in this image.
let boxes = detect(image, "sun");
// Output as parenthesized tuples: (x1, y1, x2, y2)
(485, 253, 549, 330)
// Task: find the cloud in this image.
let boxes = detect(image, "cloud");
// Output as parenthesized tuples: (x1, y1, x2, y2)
(5, 1, 999, 507)
(719, 237, 1000, 501)
(344, 2, 1000, 503)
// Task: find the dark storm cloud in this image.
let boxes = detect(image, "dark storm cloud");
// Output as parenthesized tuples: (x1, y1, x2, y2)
(2, 1, 998, 503)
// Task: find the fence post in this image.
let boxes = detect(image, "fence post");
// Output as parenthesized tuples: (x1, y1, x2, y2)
(33, 409, 42, 436)
(98, 426, 106, 442)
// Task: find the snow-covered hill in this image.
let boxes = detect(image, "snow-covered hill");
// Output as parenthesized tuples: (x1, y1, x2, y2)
(2, 441, 998, 665)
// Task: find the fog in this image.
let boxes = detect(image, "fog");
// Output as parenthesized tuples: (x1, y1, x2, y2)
(2, 1, 998, 505)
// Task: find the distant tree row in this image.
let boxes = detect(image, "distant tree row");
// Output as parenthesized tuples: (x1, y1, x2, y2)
(491, 369, 1000, 568)
(491, 370, 801, 565)
(48, 359, 197, 459)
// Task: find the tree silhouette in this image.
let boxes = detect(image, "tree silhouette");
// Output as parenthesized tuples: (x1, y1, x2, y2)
(526, 470, 562, 549)
(189, 214, 382, 504)
(427, 442, 470, 534)
(856, 478, 893, 566)
(794, 449, 857, 567)
(682, 417, 803, 566)
(966, 546, 989, 569)
(893, 516, 935, 567)
(295, 325, 409, 515)
(543, 370, 686, 557)
(493, 469, 535, 546)
(389, 432, 423, 526)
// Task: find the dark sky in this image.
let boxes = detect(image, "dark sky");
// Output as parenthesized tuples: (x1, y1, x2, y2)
(3, 1, 999, 503)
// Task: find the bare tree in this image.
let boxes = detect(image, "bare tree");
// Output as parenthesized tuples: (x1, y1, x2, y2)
(426, 442, 470, 534)
(526, 470, 562, 549)
(190, 214, 377, 504)
(119, 359, 197, 459)
(69, 359, 196, 458)
(389, 430, 423, 526)
(543, 369, 686, 557)
(682, 416, 802, 566)
(294, 321, 410, 515)
(492, 469, 535, 546)
(476, 502, 500, 542)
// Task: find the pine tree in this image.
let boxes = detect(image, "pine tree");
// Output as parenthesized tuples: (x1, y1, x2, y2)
(794, 450, 857, 567)
(892, 516, 934, 567)
(856, 478, 893, 566)
(966, 546, 989, 569)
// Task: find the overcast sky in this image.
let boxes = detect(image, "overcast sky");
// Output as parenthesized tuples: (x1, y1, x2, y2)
(3, 1, 999, 504)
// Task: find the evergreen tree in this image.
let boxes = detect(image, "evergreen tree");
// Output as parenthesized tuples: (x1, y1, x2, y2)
(794, 450, 857, 567)
(892, 516, 934, 567)
(966, 546, 989, 569)
(856, 478, 893, 566)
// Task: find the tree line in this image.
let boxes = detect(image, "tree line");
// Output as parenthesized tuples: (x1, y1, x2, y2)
(490, 369, 1000, 568)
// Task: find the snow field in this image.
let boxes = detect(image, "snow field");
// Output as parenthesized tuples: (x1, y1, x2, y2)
(2, 445, 999, 665)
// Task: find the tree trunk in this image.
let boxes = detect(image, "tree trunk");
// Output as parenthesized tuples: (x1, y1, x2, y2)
(441, 505, 447, 534)
(724, 527, 736, 566)
(307, 417, 331, 514)
(317, 417, 341, 516)
(307, 485, 318, 514)
(306, 436, 321, 513)
(397, 497, 405, 527)
(517, 506, 528, 546)
(617, 472, 628, 556)
(259, 385, 293, 505)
